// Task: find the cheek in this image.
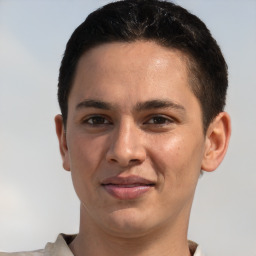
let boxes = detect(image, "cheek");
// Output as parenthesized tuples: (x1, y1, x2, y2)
(66, 134, 108, 194)
(149, 132, 204, 185)
(150, 133, 184, 171)
(68, 133, 107, 169)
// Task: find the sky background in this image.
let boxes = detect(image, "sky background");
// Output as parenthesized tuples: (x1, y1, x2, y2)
(0, 1, 256, 255)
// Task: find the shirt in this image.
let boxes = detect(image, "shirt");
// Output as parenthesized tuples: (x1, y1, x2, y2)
(0, 234, 205, 256)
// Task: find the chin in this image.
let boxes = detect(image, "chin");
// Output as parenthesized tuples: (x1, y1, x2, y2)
(101, 207, 157, 237)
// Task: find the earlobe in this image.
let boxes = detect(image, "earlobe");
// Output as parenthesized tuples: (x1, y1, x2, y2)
(201, 112, 231, 172)
(54, 114, 71, 171)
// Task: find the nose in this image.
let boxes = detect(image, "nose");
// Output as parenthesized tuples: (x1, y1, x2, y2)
(106, 120, 146, 167)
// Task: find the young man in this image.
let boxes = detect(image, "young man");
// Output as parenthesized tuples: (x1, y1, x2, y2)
(1, 0, 231, 255)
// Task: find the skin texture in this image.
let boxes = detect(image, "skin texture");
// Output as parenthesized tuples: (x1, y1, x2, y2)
(55, 41, 231, 256)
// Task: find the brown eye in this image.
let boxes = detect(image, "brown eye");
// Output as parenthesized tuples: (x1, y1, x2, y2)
(147, 116, 173, 125)
(84, 115, 111, 125)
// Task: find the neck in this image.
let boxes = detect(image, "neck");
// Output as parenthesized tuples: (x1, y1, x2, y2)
(69, 205, 192, 256)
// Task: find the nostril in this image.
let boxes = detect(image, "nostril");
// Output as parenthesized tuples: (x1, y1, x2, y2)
(109, 158, 118, 163)
(128, 159, 144, 165)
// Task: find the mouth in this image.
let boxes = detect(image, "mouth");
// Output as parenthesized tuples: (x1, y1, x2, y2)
(101, 176, 155, 200)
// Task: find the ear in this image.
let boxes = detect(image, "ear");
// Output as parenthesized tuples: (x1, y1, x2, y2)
(55, 114, 70, 171)
(201, 112, 231, 172)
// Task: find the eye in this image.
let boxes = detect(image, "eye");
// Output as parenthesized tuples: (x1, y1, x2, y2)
(146, 115, 174, 125)
(83, 115, 111, 126)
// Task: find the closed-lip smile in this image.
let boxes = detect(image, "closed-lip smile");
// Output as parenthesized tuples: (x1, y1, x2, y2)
(101, 175, 155, 200)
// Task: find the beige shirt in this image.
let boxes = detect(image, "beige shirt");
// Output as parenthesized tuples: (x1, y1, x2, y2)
(0, 234, 204, 256)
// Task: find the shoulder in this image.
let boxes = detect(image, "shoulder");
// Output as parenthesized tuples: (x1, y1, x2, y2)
(0, 234, 76, 256)
(188, 240, 205, 256)
(0, 250, 44, 256)
(194, 245, 205, 256)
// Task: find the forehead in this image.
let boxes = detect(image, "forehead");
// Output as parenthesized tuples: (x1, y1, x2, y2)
(77, 41, 188, 79)
(69, 41, 199, 113)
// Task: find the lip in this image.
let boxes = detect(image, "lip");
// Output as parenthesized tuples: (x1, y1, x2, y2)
(101, 176, 155, 200)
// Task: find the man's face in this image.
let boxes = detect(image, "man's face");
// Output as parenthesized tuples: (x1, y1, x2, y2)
(58, 41, 208, 236)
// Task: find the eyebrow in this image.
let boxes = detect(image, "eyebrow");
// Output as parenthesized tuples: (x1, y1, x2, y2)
(76, 99, 114, 110)
(135, 99, 186, 112)
(76, 99, 185, 112)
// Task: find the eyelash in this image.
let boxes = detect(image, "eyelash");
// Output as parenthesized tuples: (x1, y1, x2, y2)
(82, 115, 174, 127)
(82, 115, 112, 126)
(145, 115, 174, 125)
